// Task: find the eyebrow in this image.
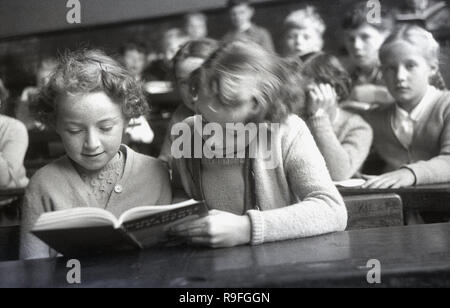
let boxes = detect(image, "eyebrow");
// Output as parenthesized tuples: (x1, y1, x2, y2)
(62, 116, 121, 126)
(97, 117, 121, 124)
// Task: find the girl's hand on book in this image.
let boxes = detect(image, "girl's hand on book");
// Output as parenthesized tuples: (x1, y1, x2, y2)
(169, 210, 251, 248)
(361, 168, 416, 189)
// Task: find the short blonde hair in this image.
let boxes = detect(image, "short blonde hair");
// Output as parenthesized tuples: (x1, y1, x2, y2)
(284, 6, 326, 36)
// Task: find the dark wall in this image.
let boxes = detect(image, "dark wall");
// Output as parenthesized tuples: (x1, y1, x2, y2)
(1, 0, 449, 102)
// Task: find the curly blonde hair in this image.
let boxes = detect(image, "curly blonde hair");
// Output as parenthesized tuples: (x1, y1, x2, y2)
(32, 49, 149, 127)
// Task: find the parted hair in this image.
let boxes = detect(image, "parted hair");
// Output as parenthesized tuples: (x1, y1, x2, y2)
(194, 40, 293, 123)
(31, 49, 149, 127)
(380, 25, 447, 90)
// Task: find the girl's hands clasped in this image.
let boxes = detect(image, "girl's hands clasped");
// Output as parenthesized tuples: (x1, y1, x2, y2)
(169, 210, 252, 248)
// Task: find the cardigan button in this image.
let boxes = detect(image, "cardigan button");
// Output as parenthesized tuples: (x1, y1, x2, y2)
(114, 185, 123, 194)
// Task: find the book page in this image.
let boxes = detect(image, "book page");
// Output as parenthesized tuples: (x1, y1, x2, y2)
(33, 207, 119, 231)
(118, 199, 200, 225)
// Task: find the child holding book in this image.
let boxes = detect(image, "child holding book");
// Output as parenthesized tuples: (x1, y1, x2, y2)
(0, 78, 29, 189)
(283, 6, 326, 62)
(170, 41, 347, 248)
(20, 50, 172, 259)
(363, 25, 450, 189)
(301, 53, 373, 180)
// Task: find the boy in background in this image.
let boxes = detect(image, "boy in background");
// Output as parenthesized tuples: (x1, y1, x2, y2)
(222, 0, 274, 52)
(341, 2, 396, 110)
(283, 6, 326, 62)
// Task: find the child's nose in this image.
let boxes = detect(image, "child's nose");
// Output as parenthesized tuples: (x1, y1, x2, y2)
(396, 66, 408, 81)
(84, 131, 101, 150)
(353, 37, 364, 51)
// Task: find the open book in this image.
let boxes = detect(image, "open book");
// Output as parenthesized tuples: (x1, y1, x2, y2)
(32, 199, 208, 256)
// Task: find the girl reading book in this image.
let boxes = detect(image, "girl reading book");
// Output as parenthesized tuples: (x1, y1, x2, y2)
(20, 50, 172, 259)
(170, 40, 347, 248)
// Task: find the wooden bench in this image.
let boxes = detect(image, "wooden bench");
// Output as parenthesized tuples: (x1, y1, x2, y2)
(0, 189, 24, 261)
(344, 194, 403, 230)
(339, 184, 450, 224)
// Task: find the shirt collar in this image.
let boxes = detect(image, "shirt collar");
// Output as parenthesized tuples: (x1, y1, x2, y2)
(395, 85, 438, 122)
(237, 23, 253, 33)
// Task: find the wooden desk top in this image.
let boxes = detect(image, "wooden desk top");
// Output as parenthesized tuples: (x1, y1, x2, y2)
(1, 223, 449, 288)
(339, 184, 450, 213)
(338, 183, 450, 195)
(0, 189, 25, 197)
(0, 189, 24, 209)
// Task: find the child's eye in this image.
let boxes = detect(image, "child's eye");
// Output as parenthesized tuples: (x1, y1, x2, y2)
(66, 128, 83, 134)
(406, 62, 417, 70)
(100, 126, 114, 132)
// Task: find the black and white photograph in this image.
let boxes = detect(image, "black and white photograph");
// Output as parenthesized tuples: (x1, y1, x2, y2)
(0, 0, 450, 291)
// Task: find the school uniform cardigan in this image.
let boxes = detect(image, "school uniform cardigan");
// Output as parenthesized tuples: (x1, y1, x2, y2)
(0, 114, 29, 188)
(306, 108, 373, 181)
(365, 90, 450, 185)
(174, 115, 348, 246)
(20, 145, 172, 260)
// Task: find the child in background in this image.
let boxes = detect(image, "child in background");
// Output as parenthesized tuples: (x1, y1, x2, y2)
(159, 39, 218, 163)
(283, 6, 326, 62)
(341, 2, 396, 109)
(363, 25, 450, 189)
(170, 41, 347, 248)
(185, 12, 209, 40)
(301, 53, 373, 180)
(20, 50, 172, 259)
(223, 0, 274, 52)
(120, 40, 148, 82)
(120, 41, 155, 151)
(146, 28, 190, 82)
(0, 78, 29, 189)
(17, 58, 57, 131)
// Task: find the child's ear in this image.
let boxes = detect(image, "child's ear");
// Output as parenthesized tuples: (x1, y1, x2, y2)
(429, 60, 439, 76)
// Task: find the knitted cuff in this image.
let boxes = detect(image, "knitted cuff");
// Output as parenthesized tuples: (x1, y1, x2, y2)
(246, 210, 264, 246)
(401, 165, 418, 185)
(307, 114, 331, 129)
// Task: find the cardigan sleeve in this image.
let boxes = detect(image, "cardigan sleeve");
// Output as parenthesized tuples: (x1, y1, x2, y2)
(0, 119, 28, 188)
(406, 104, 450, 185)
(307, 113, 373, 181)
(247, 123, 348, 245)
(19, 180, 53, 260)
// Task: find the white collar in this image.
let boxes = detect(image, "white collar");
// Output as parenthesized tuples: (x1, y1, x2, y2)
(236, 23, 252, 33)
(395, 85, 438, 122)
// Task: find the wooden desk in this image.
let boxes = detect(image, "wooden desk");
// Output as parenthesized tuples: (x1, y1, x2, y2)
(339, 184, 450, 213)
(1, 223, 449, 288)
(0, 189, 24, 210)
